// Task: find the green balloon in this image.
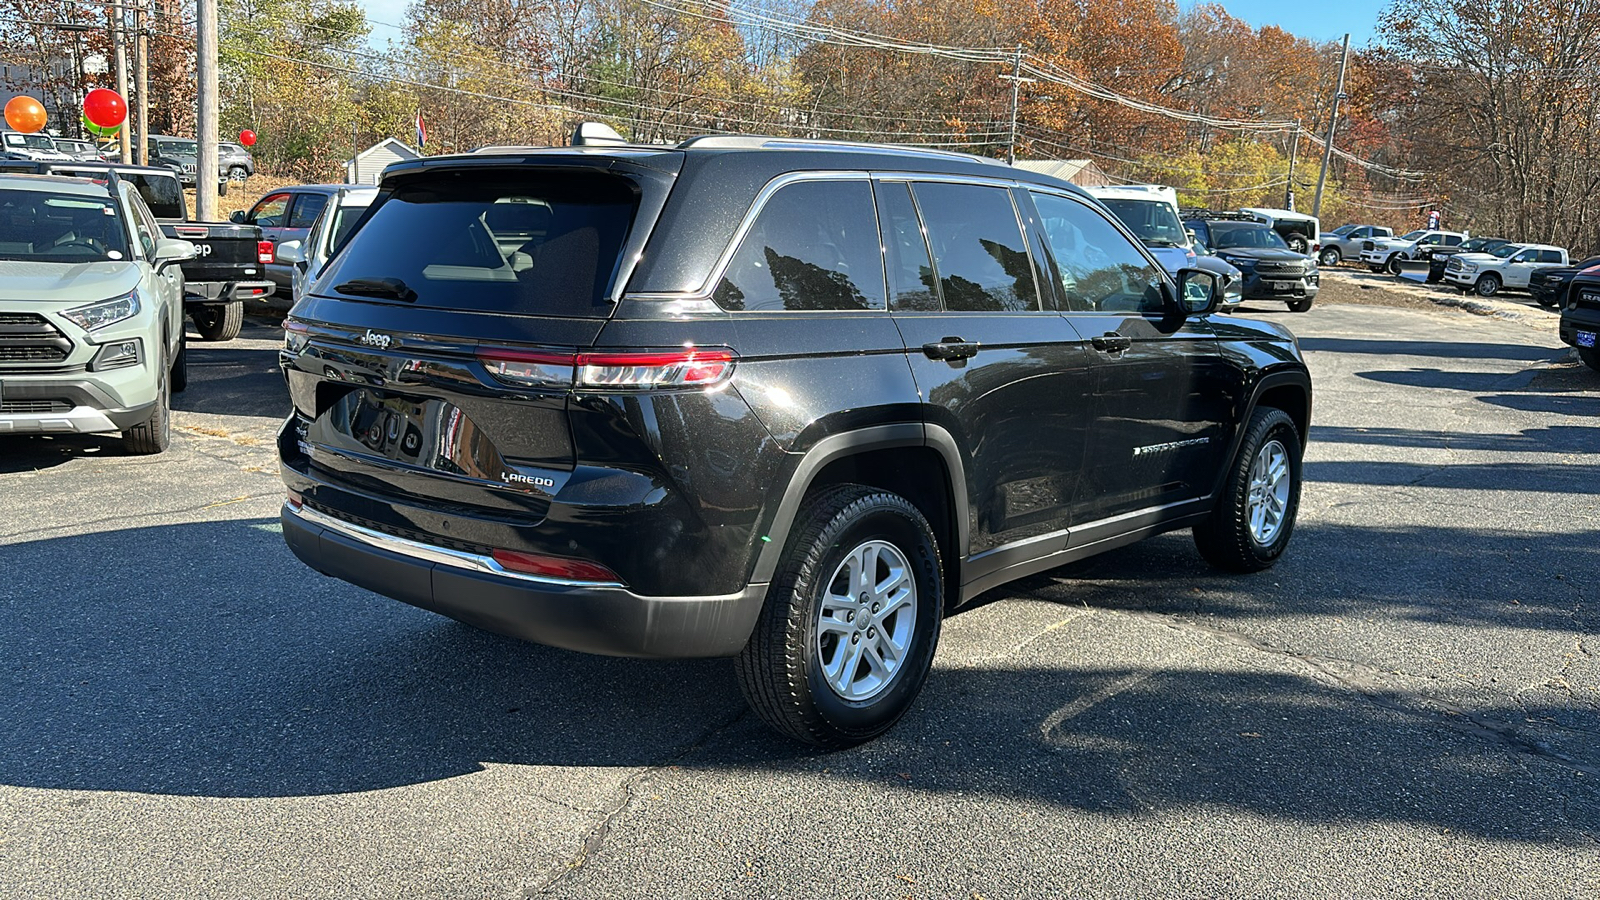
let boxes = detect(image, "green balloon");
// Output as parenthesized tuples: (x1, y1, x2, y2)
(80, 113, 120, 137)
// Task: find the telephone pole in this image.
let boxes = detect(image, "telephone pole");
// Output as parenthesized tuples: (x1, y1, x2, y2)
(1312, 34, 1350, 219)
(1284, 119, 1301, 209)
(135, 0, 148, 165)
(196, 0, 219, 220)
(998, 45, 1036, 165)
(108, 0, 132, 163)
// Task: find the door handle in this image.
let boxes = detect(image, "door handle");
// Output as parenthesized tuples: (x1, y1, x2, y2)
(922, 337, 980, 361)
(1091, 333, 1133, 353)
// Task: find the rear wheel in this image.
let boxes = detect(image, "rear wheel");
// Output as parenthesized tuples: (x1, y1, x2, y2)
(1317, 248, 1340, 266)
(1287, 298, 1314, 312)
(1194, 407, 1302, 572)
(122, 354, 171, 455)
(1475, 273, 1502, 297)
(192, 300, 243, 341)
(227, 165, 248, 180)
(735, 484, 943, 749)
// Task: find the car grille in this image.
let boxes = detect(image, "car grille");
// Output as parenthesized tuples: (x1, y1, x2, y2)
(1447, 258, 1465, 273)
(0, 399, 73, 414)
(1255, 261, 1306, 276)
(1577, 288, 1600, 311)
(0, 312, 72, 364)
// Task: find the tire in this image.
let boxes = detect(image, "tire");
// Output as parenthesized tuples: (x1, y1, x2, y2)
(1287, 298, 1314, 312)
(1286, 233, 1310, 254)
(1535, 292, 1558, 309)
(192, 300, 243, 341)
(1579, 346, 1600, 372)
(1475, 273, 1502, 297)
(1386, 254, 1404, 275)
(1194, 407, 1302, 573)
(121, 352, 172, 455)
(735, 484, 944, 749)
(1317, 248, 1340, 266)
(227, 165, 248, 180)
(170, 328, 188, 394)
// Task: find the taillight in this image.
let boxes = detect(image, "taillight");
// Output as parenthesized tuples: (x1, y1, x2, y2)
(258, 241, 274, 264)
(286, 488, 303, 510)
(476, 347, 736, 390)
(283, 319, 309, 353)
(491, 549, 621, 583)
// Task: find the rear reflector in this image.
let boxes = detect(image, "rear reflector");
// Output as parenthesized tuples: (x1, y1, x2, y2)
(286, 488, 303, 510)
(258, 241, 275, 265)
(491, 549, 621, 583)
(477, 347, 736, 390)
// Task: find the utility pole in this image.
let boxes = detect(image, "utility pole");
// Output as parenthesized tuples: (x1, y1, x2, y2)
(1284, 119, 1301, 209)
(135, 0, 148, 165)
(196, 0, 219, 220)
(998, 45, 1036, 165)
(1312, 34, 1350, 220)
(108, 0, 132, 163)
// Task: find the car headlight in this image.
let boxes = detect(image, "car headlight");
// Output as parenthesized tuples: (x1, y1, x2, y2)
(1460, 262, 1477, 272)
(62, 292, 140, 331)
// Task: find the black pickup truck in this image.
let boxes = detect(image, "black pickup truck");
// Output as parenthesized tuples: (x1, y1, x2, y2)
(0, 160, 274, 341)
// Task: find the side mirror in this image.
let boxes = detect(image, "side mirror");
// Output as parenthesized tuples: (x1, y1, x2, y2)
(275, 240, 305, 264)
(153, 237, 198, 265)
(1174, 268, 1221, 316)
(230, 210, 247, 224)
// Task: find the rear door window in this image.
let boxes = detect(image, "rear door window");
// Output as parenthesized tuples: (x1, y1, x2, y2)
(312, 171, 639, 317)
(288, 192, 327, 229)
(911, 182, 1037, 312)
(712, 179, 885, 312)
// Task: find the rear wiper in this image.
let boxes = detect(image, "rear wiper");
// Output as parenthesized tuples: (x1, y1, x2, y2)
(334, 277, 417, 302)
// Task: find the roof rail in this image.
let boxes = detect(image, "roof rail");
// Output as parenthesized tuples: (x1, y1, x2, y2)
(676, 134, 1004, 165)
(1180, 208, 1262, 222)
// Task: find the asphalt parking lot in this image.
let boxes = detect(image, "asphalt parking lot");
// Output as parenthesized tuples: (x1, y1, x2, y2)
(1, 289, 1596, 899)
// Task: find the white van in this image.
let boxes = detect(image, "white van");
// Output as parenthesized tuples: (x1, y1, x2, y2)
(1086, 184, 1197, 275)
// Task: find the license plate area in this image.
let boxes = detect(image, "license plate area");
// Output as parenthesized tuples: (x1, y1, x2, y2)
(1578, 331, 1597, 348)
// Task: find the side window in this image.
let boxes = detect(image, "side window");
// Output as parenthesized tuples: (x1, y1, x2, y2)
(911, 181, 1037, 312)
(288, 192, 327, 229)
(1443, 235, 1463, 246)
(712, 180, 885, 312)
(1541, 250, 1563, 263)
(1355, 227, 1373, 238)
(122, 184, 159, 257)
(1031, 191, 1165, 314)
(874, 181, 938, 311)
(251, 193, 291, 227)
(129, 174, 184, 220)
(1510, 250, 1535, 263)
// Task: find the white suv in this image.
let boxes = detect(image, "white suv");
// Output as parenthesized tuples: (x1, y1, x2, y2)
(0, 174, 195, 452)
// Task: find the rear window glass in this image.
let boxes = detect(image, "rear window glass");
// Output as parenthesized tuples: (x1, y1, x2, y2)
(312, 172, 637, 317)
(126, 173, 183, 220)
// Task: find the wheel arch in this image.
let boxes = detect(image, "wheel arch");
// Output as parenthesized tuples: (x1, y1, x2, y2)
(750, 423, 969, 612)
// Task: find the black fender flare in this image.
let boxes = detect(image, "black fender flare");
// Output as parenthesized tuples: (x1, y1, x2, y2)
(1208, 367, 1313, 499)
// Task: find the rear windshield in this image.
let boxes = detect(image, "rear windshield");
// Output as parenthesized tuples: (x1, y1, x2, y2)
(314, 172, 637, 317)
(127, 173, 184, 219)
(0, 188, 130, 262)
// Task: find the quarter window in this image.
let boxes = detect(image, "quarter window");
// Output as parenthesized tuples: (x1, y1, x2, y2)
(911, 182, 1037, 312)
(712, 180, 885, 312)
(1031, 192, 1165, 314)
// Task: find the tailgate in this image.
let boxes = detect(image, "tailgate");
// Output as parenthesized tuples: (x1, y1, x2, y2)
(165, 222, 266, 283)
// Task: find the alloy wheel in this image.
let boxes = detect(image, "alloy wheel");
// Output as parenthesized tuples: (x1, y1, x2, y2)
(815, 539, 918, 702)
(1246, 439, 1291, 546)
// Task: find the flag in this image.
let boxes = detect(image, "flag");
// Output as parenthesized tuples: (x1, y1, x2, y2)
(415, 111, 427, 149)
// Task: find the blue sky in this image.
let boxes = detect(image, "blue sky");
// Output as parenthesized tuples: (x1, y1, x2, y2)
(353, 0, 1387, 49)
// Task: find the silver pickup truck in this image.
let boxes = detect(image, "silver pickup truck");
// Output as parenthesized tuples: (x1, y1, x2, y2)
(1316, 224, 1392, 266)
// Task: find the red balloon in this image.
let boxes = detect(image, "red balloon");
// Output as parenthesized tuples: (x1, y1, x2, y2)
(82, 88, 127, 128)
(239, 129, 257, 147)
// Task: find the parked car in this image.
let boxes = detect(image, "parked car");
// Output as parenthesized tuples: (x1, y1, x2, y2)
(1359, 229, 1468, 273)
(0, 173, 194, 451)
(1315, 224, 1392, 266)
(219, 141, 255, 180)
(51, 138, 108, 162)
(232, 184, 344, 290)
(1442, 243, 1568, 297)
(0, 159, 275, 341)
(1085, 184, 1199, 274)
(1, 131, 72, 161)
(1527, 255, 1600, 308)
(277, 133, 1312, 748)
(274, 185, 378, 305)
(146, 135, 199, 186)
(1240, 207, 1321, 255)
(1186, 212, 1319, 311)
(1559, 267, 1600, 372)
(1425, 236, 1511, 282)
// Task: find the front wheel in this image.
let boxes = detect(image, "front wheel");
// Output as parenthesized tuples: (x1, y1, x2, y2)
(1535, 292, 1558, 309)
(1317, 248, 1340, 266)
(1287, 298, 1314, 312)
(1579, 346, 1600, 372)
(192, 300, 243, 341)
(1475, 273, 1502, 297)
(735, 484, 943, 749)
(1386, 254, 1404, 275)
(1194, 407, 1302, 572)
(122, 354, 172, 455)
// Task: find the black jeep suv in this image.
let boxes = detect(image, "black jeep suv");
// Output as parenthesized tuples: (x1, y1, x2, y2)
(1185, 213, 1319, 311)
(277, 135, 1313, 747)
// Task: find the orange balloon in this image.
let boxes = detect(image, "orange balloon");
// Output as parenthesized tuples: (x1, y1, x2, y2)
(5, 95, 47, 134)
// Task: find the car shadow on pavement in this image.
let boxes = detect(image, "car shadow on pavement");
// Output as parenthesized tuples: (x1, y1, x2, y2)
(1298, 336, 1560, 362)
(0, 518, 1595, 846)
(0, 434, 129, 473)
(1311, 423, 1600, 454)
(174, 345, 289, 419)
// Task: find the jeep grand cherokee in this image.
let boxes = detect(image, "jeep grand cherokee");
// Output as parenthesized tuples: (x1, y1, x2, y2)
(277, 134, 1312, 748)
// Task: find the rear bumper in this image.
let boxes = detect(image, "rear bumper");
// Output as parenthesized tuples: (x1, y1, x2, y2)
(282, 503, 768, 659)
(185, 280, 276, 302)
